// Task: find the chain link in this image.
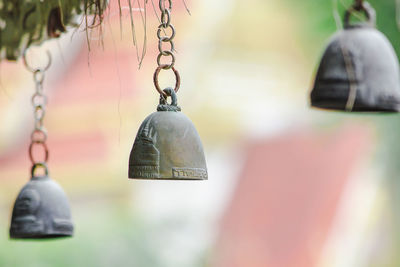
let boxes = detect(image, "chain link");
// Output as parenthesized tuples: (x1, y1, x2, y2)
(23, 50, 51, 169)
(154, 0, 180, 97)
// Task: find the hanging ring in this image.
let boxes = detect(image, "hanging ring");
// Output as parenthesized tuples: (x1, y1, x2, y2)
(23, 49, 52, 73)
(158, 37, 175, 54)
(33, 69, 45, 84)
(160, 9, 171, 28)
(157, 24, 176, 42)
(29, 141, 49, 164)
(153, 65, 180, 97)
(31, 93, 47, 107)
(344, 1, 376, 28)
(159, 0, 172, 11)
(157, 51, 175, 69)
(31, 128, 48, 143)
(31, 162, 49, 177)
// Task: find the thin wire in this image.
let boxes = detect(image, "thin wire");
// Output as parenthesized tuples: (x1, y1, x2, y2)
(136, 0, 147, 68)
(118, 0, 123, 39)
(182, 0, 191, 15)
(396, 0, 400, 31)
(333, 0, 343, 29)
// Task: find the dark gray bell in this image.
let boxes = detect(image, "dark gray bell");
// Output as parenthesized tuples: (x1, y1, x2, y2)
(10, 164, 73, 239)
(311, 2, 400, 112)
(129, 88, 207, 180)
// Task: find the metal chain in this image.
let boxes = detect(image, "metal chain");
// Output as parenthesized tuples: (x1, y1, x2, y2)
(154, 0, 180, 98)
(23, 50, 51, 176)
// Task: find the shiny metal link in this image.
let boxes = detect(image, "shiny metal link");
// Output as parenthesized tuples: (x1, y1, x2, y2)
(157, 51, 175, 69)
(159, 0, 172, 12)
(33, 69, 45, 85)
(29, 141, 49, 165)
(32, 93, 47, 107)
(161, 9, 171, 28)
(31, 128, 48, 143)
(157, 24, 176, 43)
(158, 37, 175, 55)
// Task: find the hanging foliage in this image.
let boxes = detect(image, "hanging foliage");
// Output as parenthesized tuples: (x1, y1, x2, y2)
(0, 0, 107, 61)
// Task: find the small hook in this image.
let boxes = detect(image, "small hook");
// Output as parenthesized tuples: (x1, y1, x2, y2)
(354, 0, 363, 10)
(23, 49, 52, 73)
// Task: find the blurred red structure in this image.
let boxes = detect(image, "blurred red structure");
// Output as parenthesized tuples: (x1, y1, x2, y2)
(213, 125, 371, 267)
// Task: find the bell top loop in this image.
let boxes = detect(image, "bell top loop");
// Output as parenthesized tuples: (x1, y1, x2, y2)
(31, 162, 49, 178)
(344, 1, 376, 28)
(158, 88, 181, 112)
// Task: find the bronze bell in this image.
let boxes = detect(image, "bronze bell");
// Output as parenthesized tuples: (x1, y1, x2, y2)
(129, 88, 208, 180)
(310, 2, 400, 112)
(10, 164, 73, 239)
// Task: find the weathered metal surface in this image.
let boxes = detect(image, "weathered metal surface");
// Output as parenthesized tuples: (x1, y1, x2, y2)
(129, 88, 207, 180)
(310, 2, 400, 112)
(10, 175, 73, 239)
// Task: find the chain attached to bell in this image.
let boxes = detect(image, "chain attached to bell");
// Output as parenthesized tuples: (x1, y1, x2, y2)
(10, 50, 74, 239)
(128, 0, 207, 180)
(310, 0, 400, 112)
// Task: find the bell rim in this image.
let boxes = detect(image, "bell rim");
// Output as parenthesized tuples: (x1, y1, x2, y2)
(310, 100, 400, 113)
(128, 176, 208, 181)
(9, 231, 73, 240)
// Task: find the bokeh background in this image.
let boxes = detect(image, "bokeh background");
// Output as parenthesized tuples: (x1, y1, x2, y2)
(1, 0, 400, 266)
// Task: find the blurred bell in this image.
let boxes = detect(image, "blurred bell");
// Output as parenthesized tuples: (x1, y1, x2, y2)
(310, 2, 400, 112)
(10, 163, 73, 239)
(129, 88, 207, 180)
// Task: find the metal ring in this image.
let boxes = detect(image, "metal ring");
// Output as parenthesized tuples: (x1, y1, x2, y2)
(34, 105, 46, 121)
(160, 9, 171, 27)
(159, 0, 172, 11)
(344, 1, 376, 27)
(31, 128, 48, 143)
(157, 24, 175, 42)
(23, 49, 52, 73)
(31, 162, 49, 177)
(153, 66, 180, 97)
(33, 69, 45, 84)
(31, 93, 47, 107)
(29, 141, 49, 164)
(158, 37, 175, 54)
(34, 121, 44, 130)
(157, 51, 175, 69)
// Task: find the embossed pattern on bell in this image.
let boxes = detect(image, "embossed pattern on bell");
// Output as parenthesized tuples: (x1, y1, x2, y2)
(310, 2, 400, 112)
(129, 111, 208, 180)
(10, 176, 74, 239)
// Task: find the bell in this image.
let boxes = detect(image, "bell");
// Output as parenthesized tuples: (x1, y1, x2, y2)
(10, 163, 73, 239)
(129, 88, 208, 180)
(310, 2, 400, 112)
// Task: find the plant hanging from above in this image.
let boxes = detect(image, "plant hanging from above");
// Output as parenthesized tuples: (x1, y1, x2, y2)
(0, 0, 107, 61)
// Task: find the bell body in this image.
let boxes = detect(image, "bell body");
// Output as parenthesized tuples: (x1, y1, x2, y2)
(129, 110, 208, 180)
(10, 176, 73, 239)
(311, 23, 400, 111)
